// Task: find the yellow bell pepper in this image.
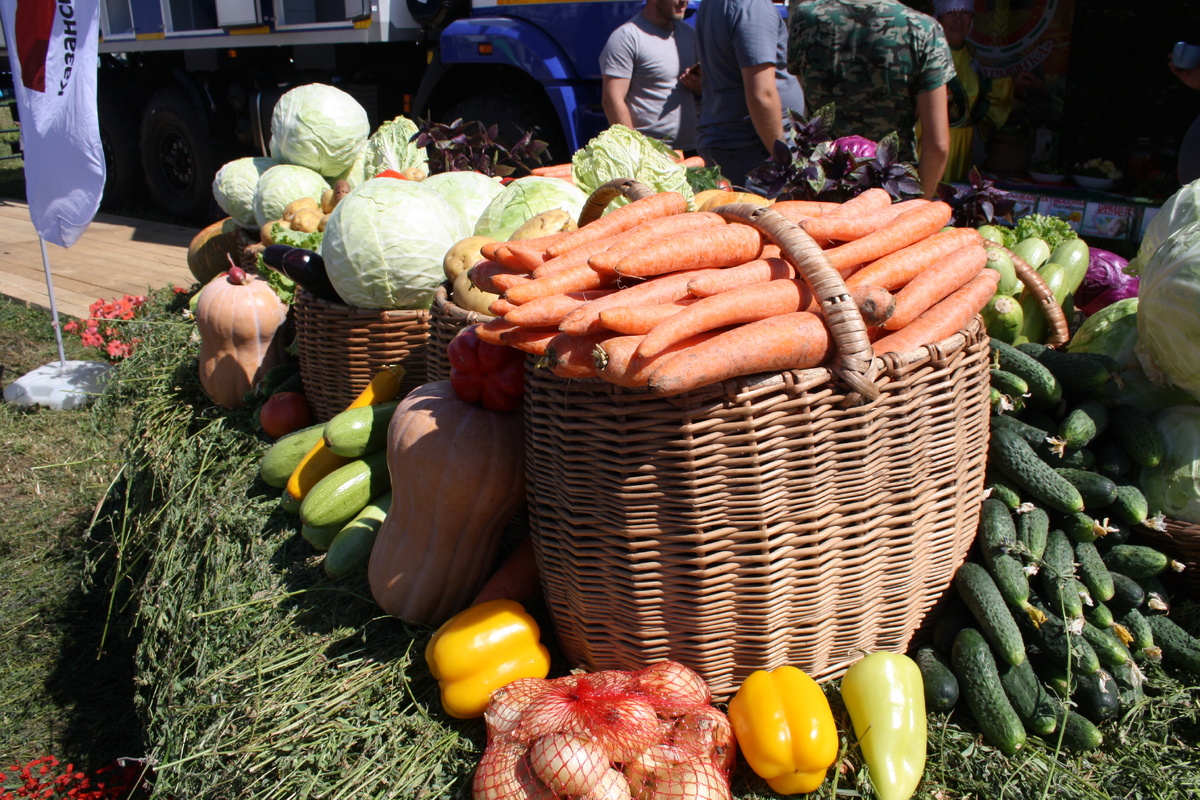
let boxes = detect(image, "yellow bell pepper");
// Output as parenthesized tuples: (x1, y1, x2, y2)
(424, 599, 551, 719)
(726, 665, 838, 795)
(839, 652, 927, 800)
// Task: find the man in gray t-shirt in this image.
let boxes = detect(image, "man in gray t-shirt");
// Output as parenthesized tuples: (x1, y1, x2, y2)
(695, 0, 805, 186)
(600, 0, 699, 151)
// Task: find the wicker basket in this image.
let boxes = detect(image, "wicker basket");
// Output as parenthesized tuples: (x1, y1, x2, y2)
(293, 288, 430, 421)
(1138, 518, 1200, 600)
(522, 204, 993, 699)
(427, 282, 495, 382)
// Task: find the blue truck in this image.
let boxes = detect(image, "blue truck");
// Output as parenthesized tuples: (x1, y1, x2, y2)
(26, 0, 649, 221)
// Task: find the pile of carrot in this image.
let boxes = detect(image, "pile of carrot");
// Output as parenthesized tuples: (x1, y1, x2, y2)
(464, 187, 993, 396)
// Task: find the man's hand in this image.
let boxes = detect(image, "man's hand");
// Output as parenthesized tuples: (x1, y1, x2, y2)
(679, 62, 702, 95)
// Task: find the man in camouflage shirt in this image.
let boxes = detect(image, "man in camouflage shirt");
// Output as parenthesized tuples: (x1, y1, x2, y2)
(787, 0, 955, 198)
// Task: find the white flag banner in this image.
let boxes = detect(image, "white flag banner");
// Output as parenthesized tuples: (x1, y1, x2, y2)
(0, 0, 104, 248)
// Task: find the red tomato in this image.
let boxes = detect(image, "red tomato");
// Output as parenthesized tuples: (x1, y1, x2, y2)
(374, 169, 408, 180)
(447, 325, 525, 412)
(259, 391, 313, 438)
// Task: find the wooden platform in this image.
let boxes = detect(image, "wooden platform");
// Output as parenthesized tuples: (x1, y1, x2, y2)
(0, 200, 196, 320)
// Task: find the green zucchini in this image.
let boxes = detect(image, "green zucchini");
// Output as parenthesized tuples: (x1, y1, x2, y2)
(1110, 483, 1152, 526)
(259, 422, 326, 489)
(1055, 708, 1103, 753)
(989, 428, 1084, 514)
(915, 646, 960, 712)
(1016, 505, 1050, 560)
(1056, 399, 1110, 449)
(990, 339, 1062, 405)
(1103, 544, 1183, 579)
(997, 656, 1059, 736)
(985, 248, 1022, 295)
(1049, 238, 1091, 300)
(955, 561, 1027, 667)
(322, 400, 401, 458)
(1075, 541, 1115, 602)
(1073, 667, 1120, 723)
(1107, 404, 1165, 468)
(983, 295, 1025, 343)
(301, 520, 343, 551)
(1054, 468, 1117, 509)
(1145, 615, 1200, 674)
(978, 225, 1011, 246)
(280, 488, 302, 515)
(1095, 441, 1133, 480)
(985, 469, 1023, 511)
(1080, 620, 1133, 668)
(1106, 571, 1146, 614)
(951, 628, 1027, 755)
(298, 450, 391, 531)
(324, 490, 391, 580)
(1010, 237, 1051, 270)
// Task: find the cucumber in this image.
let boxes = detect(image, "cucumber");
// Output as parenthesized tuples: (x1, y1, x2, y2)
(991, 368, 1030, 399)
(951, 628, 1027, 755)
(1056, 399, 1110, 449)
(298, 450, 391, 531)
(1016, 505, 1050, 560)
(990, 551, 1047, 627)
(1117, 607, 1161, 661)
(1110, 482, 1152, 526)
(915, 646, 960, 712)
(985, 469, 1023, 511)
(324, 491, 391, 579)
(1011, 237, 1051, 270)
(322, 400, 401, 458)
(301, 520, 343, 551)
(1042, 527, 1075, 575)
(1054, 468, 1117, 509)
(1029, 651, 1075, 697)
(1056, 708, 1103, 753)
(1135, 575, 1173, 613)
(1073, 667, 1120, 723)
(1049, 238, 1091, 300)
(1111, 659, 1146, 707)
(985, 249, 1022, 296)
(1031, 348, 1116, 399)
(1084, 600, 1116, 630)
(932, 597, 974, 655)
(1075, 541, 1115, 602)
(976, 498, 1018, 568)
(1036, 443, 1096, 471)
(1025, 606, 1102, 676)
(1095, 441, 1133, 480)
(1054, 510, 1110, 544)
(989, 428, 1084, 514)
(1103, 544, 1182, 579)
(1106, 571, 1146, 614)
(991, 413, 1052, 448)
(955, 561, 1027, 667)
(983, 295, 1025, 344)
(1145, 615, 1200, 674)
(1107, 404, 1165, 468)
(990, 339, 1062, 405)
(998, 656, 1059, 736)
(1080, 620, 1133, 668)
(259, 423, 326, 489)
(1020, 409, 1059, 432)
(1039, 530, 1084, 620)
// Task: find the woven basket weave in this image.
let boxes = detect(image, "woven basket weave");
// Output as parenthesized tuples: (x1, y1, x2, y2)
(427, 281, 495, 382)
(523, 203, 992, 699)
(293, 288, 430, 421)
(1139, 518, 1200, 600)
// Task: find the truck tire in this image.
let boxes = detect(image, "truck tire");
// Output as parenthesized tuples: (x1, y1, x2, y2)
(444, 92, 568, 165)
(97, 95, 141, 211)
(139, 88, 218, 223)
(407, 0, 469, 28)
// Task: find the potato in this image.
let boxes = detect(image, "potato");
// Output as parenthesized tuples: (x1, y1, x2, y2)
(320, 188, 337, 214)
(261, 218, 289, 246)
(698, 190, 771, 213)
(283, 196, 320, 222)
(319, 212, 331, 232)
(400, 166, 427, 181)
(443, 235, 498, 282)
(290, 207, 324, 233)
(509, 208, 577, 241)
(452, 270, 500, 315)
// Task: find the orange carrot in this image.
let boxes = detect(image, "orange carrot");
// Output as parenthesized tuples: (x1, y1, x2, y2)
(587, 213, 727, 272)
(613, 223, 764, 278)
(686, 256, 794, 297)
(476, 317, 521, 346)
(769, 200, 841, 223)
(821, 201, 955, 275)
(635, 278, 813, 358)
(800, 199, 928, 242)
(677, 155, 707, 168)
(647, 312, 834, 396)
(503, 289, 615, 328)
(496, 231, 576, 272)
(597, 297, 697, 335)
(594, 331, 722, 387)
(544, 191, 688, 258)
(850, 283, 897, 327)
(499, 326, 559, 355)
(558, 268, 716, 336)
(492, 272, 532, 293)
(822, 187, 894, 217)
(541, 332, 613, 379)
(532, 235, 627, 279)
(480, 241, 507, 262)
(530, 163, 574, 178)
(883, 244, 989, 330)
(871, 268, 1000, 356)
(844, 226, 982, 292)
(505, 263, 614, 305)
(489, 297, 519, 317)
(472, 536, 541, 606)
(469, 260, 528, 295)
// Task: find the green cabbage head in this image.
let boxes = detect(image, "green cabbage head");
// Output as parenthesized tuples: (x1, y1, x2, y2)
(571, 124, 694, 209)
(322, 178, 470, 310)
(1140, 404, 1200, 523)
(421, 171, 505, 229)
(213, 156, 278, 229)
(341, 115, 429, 186)
(253, 164, 329, 228)
(1135, 219, 1200, 403)
(474, 176, 588, 239)
(1129, 178, 1200, 275)
(270, 83, 370, 177)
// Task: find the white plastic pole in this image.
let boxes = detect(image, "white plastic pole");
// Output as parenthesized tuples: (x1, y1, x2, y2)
(38, 235, 69, 372)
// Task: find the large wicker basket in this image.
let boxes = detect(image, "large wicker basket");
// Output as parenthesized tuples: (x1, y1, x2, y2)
(1139, 518, 1200, 600)
(293, 288, 430, 421)
(427, 281, 495, 382)
(522, 204, 993, 699)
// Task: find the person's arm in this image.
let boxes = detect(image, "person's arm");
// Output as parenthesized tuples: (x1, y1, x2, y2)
(915, 84, 950, 198)
(741, 63, 783, 152)
(601, 75, 636, 129)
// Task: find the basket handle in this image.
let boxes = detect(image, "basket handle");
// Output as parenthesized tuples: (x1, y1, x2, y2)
(577, 178, 656, 227)
(987, 242, 1070, 348)
(716, 203, 881, 402)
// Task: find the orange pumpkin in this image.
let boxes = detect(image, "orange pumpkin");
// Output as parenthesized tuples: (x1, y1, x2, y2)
(195, 267, 290, 408)
(188, 217, 251, 285)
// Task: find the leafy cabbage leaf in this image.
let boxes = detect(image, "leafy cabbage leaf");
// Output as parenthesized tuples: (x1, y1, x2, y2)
(473, 176, 588, 240)
(571, 124, 694, 209)
(253, 164, 329, 228)
(270, 83, 370, 178)
(213, 156, 278, 229)
(1140, 404, 1200, 524)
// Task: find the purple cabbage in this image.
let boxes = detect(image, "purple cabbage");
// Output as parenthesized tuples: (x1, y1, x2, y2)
(833, 135, 877, 159)
(1076, 247, 1140, 316)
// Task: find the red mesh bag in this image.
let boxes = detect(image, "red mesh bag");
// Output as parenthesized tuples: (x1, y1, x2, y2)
(473, 661, 735, 800)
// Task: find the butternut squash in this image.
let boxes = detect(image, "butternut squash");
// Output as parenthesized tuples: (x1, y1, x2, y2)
(368, 380, 526, 626)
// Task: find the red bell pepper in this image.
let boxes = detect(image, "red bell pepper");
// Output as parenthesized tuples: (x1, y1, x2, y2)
(447, 324, 525, 412)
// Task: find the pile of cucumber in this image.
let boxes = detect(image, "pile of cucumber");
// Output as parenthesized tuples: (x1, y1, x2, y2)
(916, 338, 1200, 756)
(258, 400, 398, 579)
